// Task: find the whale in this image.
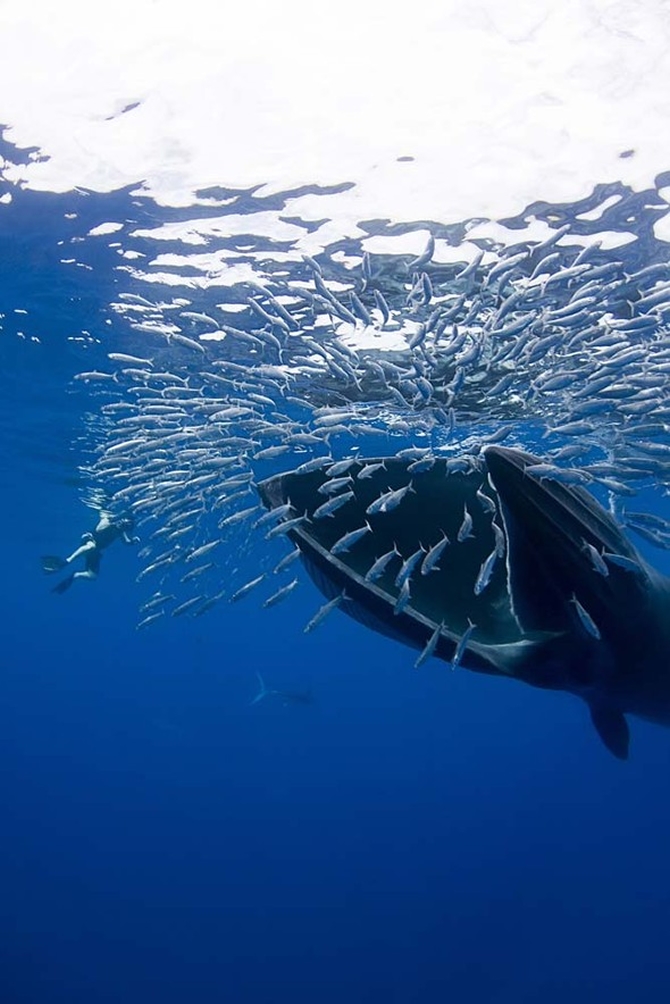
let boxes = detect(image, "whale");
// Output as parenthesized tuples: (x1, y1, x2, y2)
(256, 445, 670, 759)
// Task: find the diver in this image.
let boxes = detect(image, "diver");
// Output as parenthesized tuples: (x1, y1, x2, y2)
(41, 512, 140, 594)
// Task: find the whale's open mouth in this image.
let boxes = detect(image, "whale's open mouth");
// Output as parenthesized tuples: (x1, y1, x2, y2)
(257, 446, 659, 759)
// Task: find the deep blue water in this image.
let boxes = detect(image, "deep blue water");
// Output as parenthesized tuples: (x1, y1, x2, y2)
(2, 129, 670, 1003)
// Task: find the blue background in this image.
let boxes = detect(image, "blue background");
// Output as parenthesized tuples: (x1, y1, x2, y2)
(2, 142, 670, 1004)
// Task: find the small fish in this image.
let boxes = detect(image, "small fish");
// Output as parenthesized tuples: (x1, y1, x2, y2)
(365, 545, 400, 583)
(570, 595, 601, 640)
(474, 549, 498, 596)
(139, 592, 174, 613)
(273, 548, 302, 574)
(185, 541, 220, 563)
(169, 332, 206, 354)
(452, 620, 476, 670)
(303, 591, 347, 633)
(414, 621, 444, 669)
(136, 610, 165, 631)
(318, 475, 353, 496)
(603, 552, 643, 574)
(373, 289, 391, 325)
(409, 234, 435, 271)
(545, 420, 596, 438)
(367, 487, 399, 517)
(371, 482, 415, 516)
(263, 578, 299, 608)
(525, 463, 560, 481)
(254, 502, 295, 528)
(476, 488, 497, 515)
(230, 574, 266, 603)
(350, 291, 372, 325)
(445, 456, 473, 475)
(171, 595, 205, 618)
(136, 554, 179, 581)
(193, 589, 226, 617)
(421, 532, 450, 575)
(325, 458, 357, 477)
(181, 310, 220, 327)
(357, 461, 387, 480)
(108, 352, 154, 367)
(218, 505, 261, 528)
(75, 370, 118, 383)
(180, 562, 216, 583)
(626, 523, 670, 550)
(395, 546, 426, 589)
(492, 521, 506, 558)
(455, 249, 484, 280)
(253, 444, 291, 461)
(331, 523, 372, 555)
(582, 541, 609, 577)
(265, 512, 309, 540)
(457, 505, 474, 543)
(408, 455, 436, 473)
(294, 457, 333, 475)
(313, 491, 354, 520)
(393, 577, 412, 616)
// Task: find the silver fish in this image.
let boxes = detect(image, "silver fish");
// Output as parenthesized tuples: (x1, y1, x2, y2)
(303, 591, 347, 633)
(263, 578, 299, 608)
(452, 620, 476, 670)
(331, 523, 372, 555)
(421, 532, 450, 575)
(474, 549, 498, 596)
(357, 461, 387, 480)
(230, 574, 266, 603)
(414, 621, 444, 669)
(171, 595, 205, 617)
(180, 562, 216, 583)
(136, 610, 165, 631)
(365, 545, 400, 583)
(273, 548, 302, 574)
(457, 505, 474, 543)
(265, 512, 309, 540)
(313, 491, 355, 520)
(185, 541, 220, 563)
(395, 547, 426, 588)
(582, 541, 609, 577)
(570, 595, 601, 640)
(318, 475, 353, 496)
(393, 578, 412, 615)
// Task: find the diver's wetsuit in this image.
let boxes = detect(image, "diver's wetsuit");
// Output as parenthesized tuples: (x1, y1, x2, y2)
(42, 514, 139, 593)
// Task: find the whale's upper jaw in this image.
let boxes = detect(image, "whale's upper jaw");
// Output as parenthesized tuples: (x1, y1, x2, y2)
(482, 445, 655, 650)
(482, 445, 670, 758)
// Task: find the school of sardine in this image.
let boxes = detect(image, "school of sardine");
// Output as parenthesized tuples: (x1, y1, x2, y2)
(73, 224, 670, 665)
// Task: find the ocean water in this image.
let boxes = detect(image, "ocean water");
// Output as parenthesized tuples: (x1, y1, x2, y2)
(3, 4, 670, 1002)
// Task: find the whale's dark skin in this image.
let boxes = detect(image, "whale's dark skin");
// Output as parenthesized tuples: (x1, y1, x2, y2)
(257, 446, 670, 759)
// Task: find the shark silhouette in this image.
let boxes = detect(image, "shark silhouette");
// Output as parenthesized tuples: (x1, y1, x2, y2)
(250, 672, 313, 707)
(257, 445, 670, 759)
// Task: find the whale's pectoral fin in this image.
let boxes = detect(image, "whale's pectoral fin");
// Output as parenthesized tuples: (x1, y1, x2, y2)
(589, 704, 630, 760)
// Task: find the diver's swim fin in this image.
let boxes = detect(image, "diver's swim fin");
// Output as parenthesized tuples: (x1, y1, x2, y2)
(52, 574, 75, 595)
(589, 705, 630, 760)
(41, 555, 67, 574)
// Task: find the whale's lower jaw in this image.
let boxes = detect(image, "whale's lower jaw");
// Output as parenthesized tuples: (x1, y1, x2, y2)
(257, 447, 670, 760)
